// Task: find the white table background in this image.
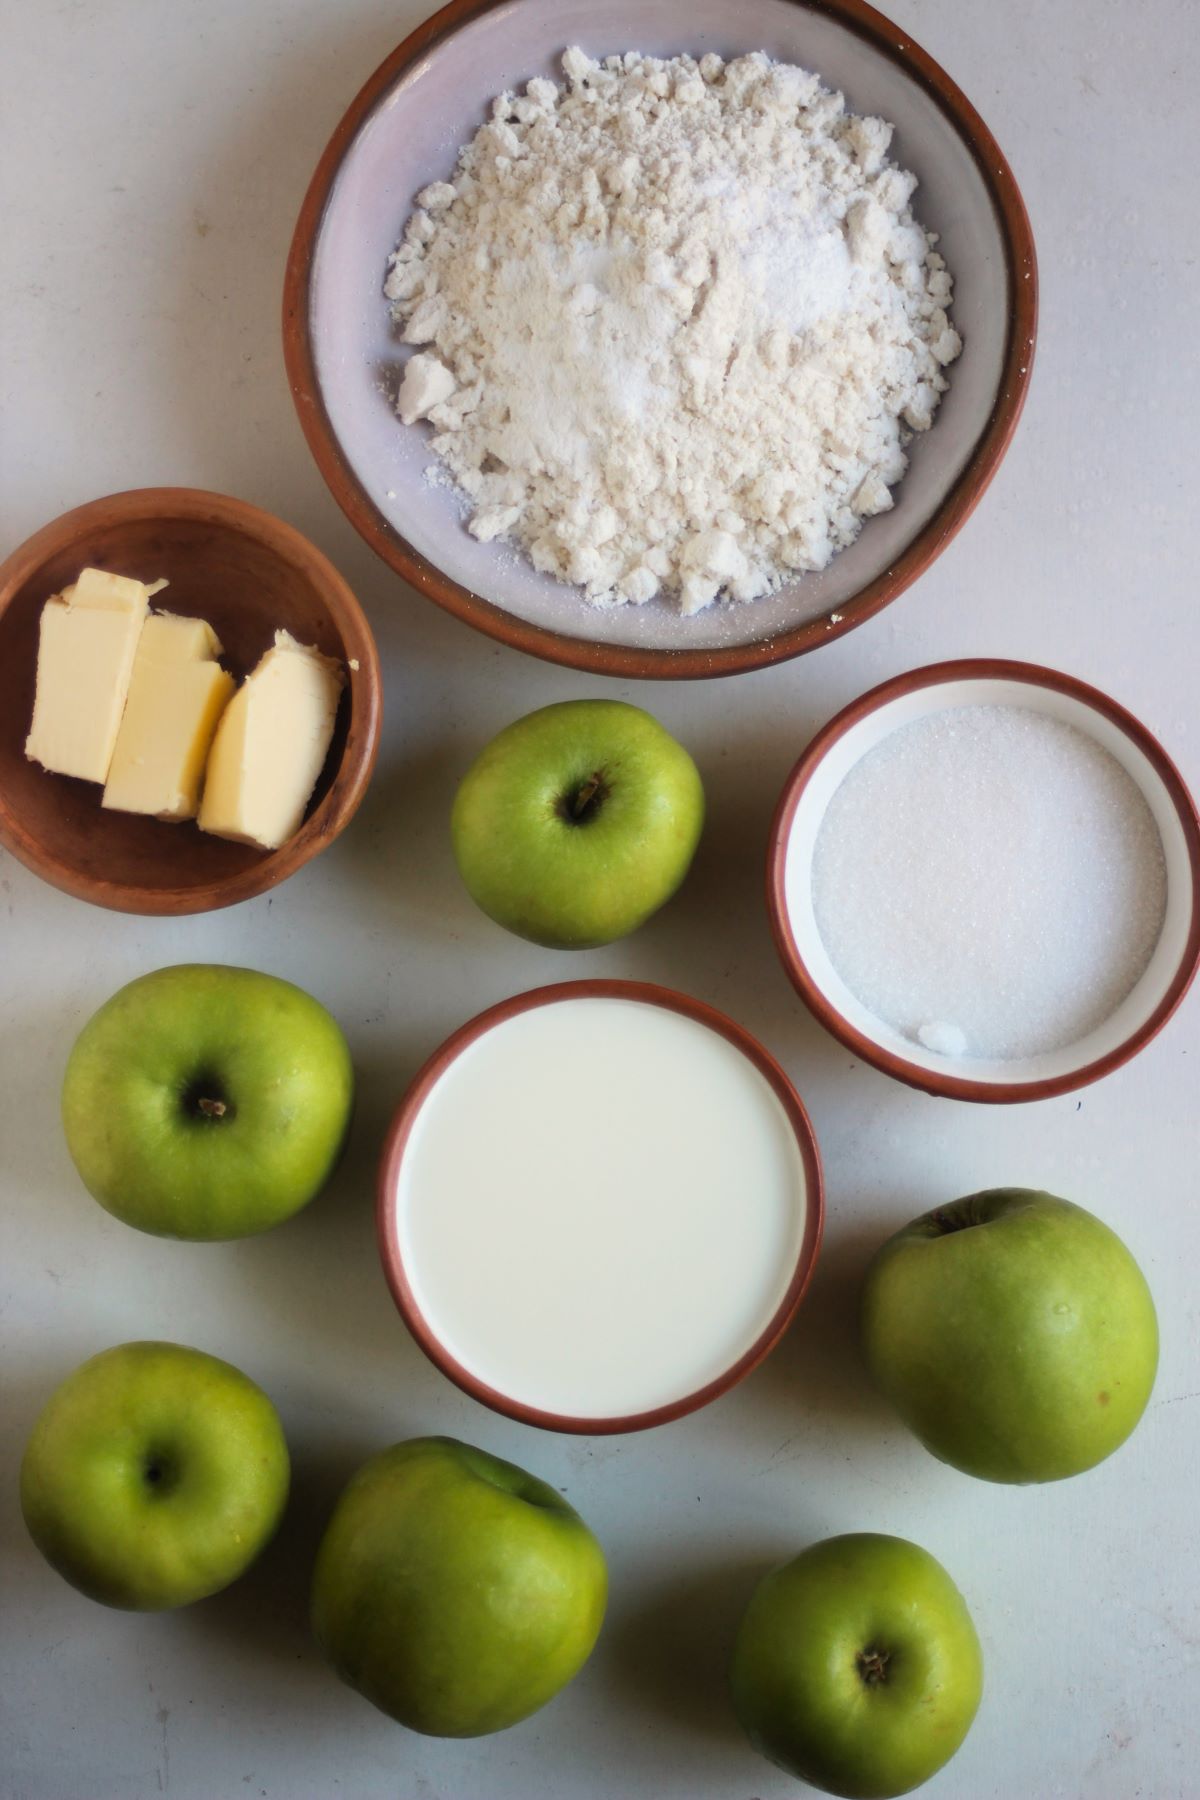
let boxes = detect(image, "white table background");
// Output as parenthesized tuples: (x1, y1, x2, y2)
(2, 2, 1198, 1796)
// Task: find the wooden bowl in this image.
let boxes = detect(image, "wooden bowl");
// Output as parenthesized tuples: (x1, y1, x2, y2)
(0, 489, 382, 914)
(767, 660, 1200, 1102)
(377, 980, 824, 1433)
(284, 0, 1037, 679)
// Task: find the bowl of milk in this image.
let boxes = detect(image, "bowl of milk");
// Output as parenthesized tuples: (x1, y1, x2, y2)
(768, 658, 1200, 1102)
(376, 980, 824, 1432)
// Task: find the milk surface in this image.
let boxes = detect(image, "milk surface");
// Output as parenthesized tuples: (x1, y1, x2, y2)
(393, 997, 809, 1419)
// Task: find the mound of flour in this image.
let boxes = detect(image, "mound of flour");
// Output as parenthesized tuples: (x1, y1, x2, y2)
(385, 47, 961, 614)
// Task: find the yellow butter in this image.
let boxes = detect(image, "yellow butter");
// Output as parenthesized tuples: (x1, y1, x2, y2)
(102, 612, 236, 821)
(24, 567, 155, 782)
(198, 631, 344, 851)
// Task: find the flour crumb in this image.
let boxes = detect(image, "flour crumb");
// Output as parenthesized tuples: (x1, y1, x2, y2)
(395, 352, 456, 425)
(385, 48, 960, 614)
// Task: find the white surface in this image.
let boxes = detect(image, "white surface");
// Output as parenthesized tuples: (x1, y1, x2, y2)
(0, 2, 1197, 1798)
(783, 677, 1195, 1085)
(395, 996, 808, 1419)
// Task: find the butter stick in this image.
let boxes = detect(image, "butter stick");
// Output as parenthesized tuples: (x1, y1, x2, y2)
(102, 613, 236, 821)
(198, 631, 344, 850)
(25, 568, 155, 783)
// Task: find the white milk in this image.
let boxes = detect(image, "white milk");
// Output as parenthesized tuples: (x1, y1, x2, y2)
(393, 996, 809, 1421)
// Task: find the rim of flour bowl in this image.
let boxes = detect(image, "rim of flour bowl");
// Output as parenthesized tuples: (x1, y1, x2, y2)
(283, 0, 1039, 680)
(376, 979, 825, 1433)
(766, 659, 1200, 1102)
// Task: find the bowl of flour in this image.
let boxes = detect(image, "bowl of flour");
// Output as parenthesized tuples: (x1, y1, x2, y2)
(768, 661, 1200, 1102)
(285, 0, 1036, 678)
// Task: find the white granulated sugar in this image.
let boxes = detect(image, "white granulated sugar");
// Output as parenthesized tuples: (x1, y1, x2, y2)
(810, 707, 1168, 1061)
(384, 47, 960, 614)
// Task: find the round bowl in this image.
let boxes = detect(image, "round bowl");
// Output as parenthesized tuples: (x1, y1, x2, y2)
(767, 660, 1200, 1102)
(0, 489, 382, 914)
(284, 0, 1037, 680)
(377, 980, 824, 1433)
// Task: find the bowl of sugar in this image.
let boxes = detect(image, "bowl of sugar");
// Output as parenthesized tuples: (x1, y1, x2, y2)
(377, 980, 824, 1432)
(285, 0, 1036, 679)
(768, 660, 1200, 1102)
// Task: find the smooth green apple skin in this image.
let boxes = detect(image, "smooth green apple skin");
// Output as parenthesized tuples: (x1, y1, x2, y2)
(730, 1533, 983, 1799)
(311, 1437, 608, 1736)
(61, 963, 354, 1240)
(860, 1190, 1158, 1484)
(20, 1341, 289, 1611)
(450, 699, 705, 949)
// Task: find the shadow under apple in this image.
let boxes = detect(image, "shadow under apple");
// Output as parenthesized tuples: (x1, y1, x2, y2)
(742, 1216, 904, 1451)
(331, 736, 480, 944)
(215, 1034, 437, 1391)
(0, 990, 100, 1188)
(618, 717, 819, 1003)
(592, 1555, 782, 1756)
(188, 1430, 377, 1676)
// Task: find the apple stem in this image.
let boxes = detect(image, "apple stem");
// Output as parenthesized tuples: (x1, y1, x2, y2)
(930, 1206, 972, 1234)
(196, 1097, 227, 1119)
(569, 774, 603, 820)
(857, 1648, 891, 1686)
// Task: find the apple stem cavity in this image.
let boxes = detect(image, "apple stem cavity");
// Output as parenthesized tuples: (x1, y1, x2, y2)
(559, 770, 609, 825)
(180, 1076, 234, 1124)
(856, 1647, 892, 1687)
(929, 1202, 980, 1235)
(141, 1453, 177, 1495)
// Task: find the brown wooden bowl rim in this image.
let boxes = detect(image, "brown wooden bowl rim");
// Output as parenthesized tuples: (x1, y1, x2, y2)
(0, 486, 383, 915)
(376, 978, 825, 1433)
(282, 0, 1039, 680)
(765, 657, 1200, 1102)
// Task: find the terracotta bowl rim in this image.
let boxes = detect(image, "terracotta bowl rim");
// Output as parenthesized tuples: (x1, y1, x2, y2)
(0, 485, 382, 915)
(282, 0, 1039, 681)
(376, 978, 826, 1434)
(766, 656, 1200, 1103)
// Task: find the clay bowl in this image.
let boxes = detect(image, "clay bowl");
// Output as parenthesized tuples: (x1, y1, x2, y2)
(377, 981, 825, 1433)
(284, 0, 1037, 679)
(0, 489, 382, 915)
(767, 660, 1200, 1102)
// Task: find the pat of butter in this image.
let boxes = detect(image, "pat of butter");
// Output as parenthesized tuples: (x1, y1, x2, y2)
(198, 631, 344, 851)
(102, 612, 236, 821)
(25, 567, 157, 782)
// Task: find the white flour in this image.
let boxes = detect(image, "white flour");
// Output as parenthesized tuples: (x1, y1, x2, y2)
(385, 48, 961, 615)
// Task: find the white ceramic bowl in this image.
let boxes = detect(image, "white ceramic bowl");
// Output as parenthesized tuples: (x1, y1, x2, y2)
(768, 660, 1200, 1101)
(285, 0, 1037, 678)
(376, 981, 824, 1432)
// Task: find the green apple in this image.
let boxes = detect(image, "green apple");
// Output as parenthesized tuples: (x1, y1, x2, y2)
(450, 699, 704, 948)
(62, 963, 353, 1239)
(860, 1189, 1158, 1484)
(311, 1436, 607, 1736)
(730, 1533, 983, 1799)
(20, 1341, 289, 1610)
